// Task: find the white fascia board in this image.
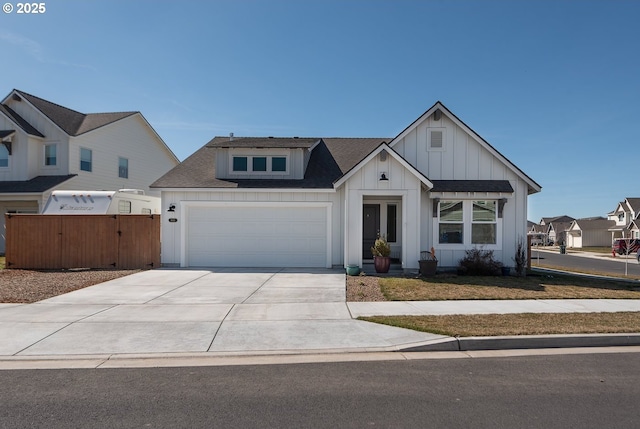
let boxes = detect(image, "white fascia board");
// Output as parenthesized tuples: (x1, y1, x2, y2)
(333, 143, 433, 189)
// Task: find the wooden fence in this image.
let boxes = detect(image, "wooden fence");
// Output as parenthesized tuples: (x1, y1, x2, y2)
(5, 214, 160, 269)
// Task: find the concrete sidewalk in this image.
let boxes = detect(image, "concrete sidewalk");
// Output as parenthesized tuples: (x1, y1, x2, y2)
(1, 267, 639, 368)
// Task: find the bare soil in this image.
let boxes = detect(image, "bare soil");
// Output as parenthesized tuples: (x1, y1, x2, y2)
(0, 269, 141, 303)
(346, 275, 385, 301)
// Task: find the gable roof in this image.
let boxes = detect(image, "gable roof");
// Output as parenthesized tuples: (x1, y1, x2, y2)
(570, 217, 615, 231)
(625, 198, 640, 214)
(151, 137, 387, 189)
(0, 103, 45, 137)
(8, 90, 137, 136)
(389, 101, 541, 195)
(332, 142, 433, 189)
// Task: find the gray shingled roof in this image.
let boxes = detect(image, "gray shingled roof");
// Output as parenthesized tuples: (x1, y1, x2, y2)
(207, 137, 319, 149)
(14, 90, 136, 136)
(626, 198, 640, 214)
(431, 180, 514, 193)
(151, 137, 386, 189)
(572, 217, 615, 231)
(0, 104, 45, 137)
(0, 175, 76, 193)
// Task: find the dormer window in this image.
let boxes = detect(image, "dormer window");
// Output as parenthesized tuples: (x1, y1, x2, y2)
(230, 154, 289, 174)
(233, 156, 248, 172)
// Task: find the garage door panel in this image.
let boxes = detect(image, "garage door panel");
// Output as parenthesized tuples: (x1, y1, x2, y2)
(186, 205, 328, 267)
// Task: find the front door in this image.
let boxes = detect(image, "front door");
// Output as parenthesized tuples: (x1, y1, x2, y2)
(363, 204, 380, 259)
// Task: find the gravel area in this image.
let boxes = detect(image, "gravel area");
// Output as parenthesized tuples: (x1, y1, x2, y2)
(0, 269, 141, 303)
(346, 274, 386, 301)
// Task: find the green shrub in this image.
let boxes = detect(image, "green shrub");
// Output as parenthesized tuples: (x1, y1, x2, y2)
(458, 248, 502, 276)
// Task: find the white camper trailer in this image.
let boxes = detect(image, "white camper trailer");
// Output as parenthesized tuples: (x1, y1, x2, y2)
(42, 190, 161, 215)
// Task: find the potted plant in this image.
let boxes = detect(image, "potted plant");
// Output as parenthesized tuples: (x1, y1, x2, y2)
(371, 235, 391, 273)
(419, 247, 438, 276)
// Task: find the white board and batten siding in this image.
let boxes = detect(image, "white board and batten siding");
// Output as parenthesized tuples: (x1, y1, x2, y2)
(392, 111, 531, 268)
(161, 190, 343, 268)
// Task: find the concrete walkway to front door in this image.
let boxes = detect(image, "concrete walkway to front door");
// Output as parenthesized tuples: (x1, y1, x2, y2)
(0, 268, 448, 357)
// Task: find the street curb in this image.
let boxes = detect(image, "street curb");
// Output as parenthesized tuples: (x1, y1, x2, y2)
(398, 333, 640, 352)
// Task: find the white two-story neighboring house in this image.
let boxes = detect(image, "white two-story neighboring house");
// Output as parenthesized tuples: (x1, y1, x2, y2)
(0, 89, 179, 253)
(607, 198, 640, 241)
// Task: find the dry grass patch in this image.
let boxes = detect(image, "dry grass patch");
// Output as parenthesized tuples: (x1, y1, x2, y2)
(361, 312, 640, 337)
(379, 273, 640, 301)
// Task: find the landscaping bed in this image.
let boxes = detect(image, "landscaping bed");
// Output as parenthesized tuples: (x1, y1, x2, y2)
(347, 272, 640, 302)
(0, 268, 140, 303)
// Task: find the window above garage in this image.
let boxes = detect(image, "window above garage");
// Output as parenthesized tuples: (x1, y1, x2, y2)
(230, 154, 289, 175)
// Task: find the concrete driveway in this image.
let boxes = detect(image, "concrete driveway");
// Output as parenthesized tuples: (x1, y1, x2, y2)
(0, 268, 447, 357)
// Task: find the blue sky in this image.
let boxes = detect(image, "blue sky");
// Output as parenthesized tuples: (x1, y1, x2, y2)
(1, 0, 638, 222)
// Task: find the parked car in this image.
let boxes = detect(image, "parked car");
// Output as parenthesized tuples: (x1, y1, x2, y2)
(612, 238, 640, 255)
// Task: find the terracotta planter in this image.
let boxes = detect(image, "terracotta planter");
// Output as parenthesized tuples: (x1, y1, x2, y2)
(373, 256, 391, 273)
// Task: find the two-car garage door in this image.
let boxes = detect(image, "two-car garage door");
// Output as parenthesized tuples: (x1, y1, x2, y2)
(185, 203, 330, 267)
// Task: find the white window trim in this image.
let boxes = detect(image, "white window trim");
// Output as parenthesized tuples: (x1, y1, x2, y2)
(427, 128, 446, 152)
(435, 200, 502, 250)
(43, 143, 58, 168)
(118, 156, 129, 179)
(228, 151, 290, 175)
(80, 147, 93, 172)
(0, 143, 9, 169)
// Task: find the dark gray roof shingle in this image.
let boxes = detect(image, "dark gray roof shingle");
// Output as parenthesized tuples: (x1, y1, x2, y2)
(151, 137, 387, 189)
(14, 90, 136, 136)
(207, 137, 319, 149)
(0, 175, 76, 193)
(430, 180, 514, 193)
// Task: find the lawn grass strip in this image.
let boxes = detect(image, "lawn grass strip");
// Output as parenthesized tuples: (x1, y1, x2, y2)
(361, 312, 640, 337)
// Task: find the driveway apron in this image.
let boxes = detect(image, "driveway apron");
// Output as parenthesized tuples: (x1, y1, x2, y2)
(0, 268, 446, 356)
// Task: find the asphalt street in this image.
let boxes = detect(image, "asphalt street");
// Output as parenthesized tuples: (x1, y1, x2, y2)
(531, 248, 640, 277)
(1, 351, 639, 429)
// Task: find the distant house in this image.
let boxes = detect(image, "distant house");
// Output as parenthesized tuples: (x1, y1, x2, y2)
(528, 222, 550, 245)
(0, 89, 179, 253)
(566, 217, 615, 248)
(607, 198, 640, 241)
(539, 215, 574, 245)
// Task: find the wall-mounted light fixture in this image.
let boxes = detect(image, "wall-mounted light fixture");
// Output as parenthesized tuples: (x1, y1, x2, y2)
(168, 204, 176, 212)
(379, 172, 389, 181)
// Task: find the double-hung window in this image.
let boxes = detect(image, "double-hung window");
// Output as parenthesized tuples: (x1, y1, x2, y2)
(472, 201, 497, 244)
(80, 148, 92, 172)
(438, 201, 464, 244)
(438, 200, 498, 246)
(118, 157, 128, 178)
(44, 144, 57, 166)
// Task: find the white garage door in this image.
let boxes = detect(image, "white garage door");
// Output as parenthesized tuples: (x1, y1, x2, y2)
(186, 203, 330, 267)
